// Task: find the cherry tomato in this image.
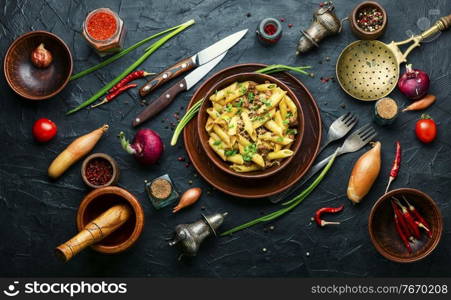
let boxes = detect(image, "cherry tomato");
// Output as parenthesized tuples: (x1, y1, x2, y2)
(32, 118, 57, 142)
(415, 115, 436, 143)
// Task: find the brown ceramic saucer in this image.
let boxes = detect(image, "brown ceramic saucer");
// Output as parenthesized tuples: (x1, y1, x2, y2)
(184, 64, 321, 199)
(368, 188, 443, 263)
(197, 72, 305, 179)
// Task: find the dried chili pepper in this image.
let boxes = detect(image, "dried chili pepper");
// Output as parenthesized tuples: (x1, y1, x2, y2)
(394, 213, 412, 253)
(91, 83, 138, 109)
(391, 200, 413, 240)
(313, 205, 344, 227)
(403, 196, 432, 238)
(393, 197, 420, 239)
(385, 141, 401, 193)
(108, 70, 153, 93)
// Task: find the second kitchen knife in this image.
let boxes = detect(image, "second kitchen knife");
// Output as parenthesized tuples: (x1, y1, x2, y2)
(139, 29, 248, 97)
(132, 51, 227, 127)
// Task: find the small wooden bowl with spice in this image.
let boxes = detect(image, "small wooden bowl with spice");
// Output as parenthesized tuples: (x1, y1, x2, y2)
(81, 153, 119, 189)
(368, 188, 443, 263)
(350, 1, 387, 40)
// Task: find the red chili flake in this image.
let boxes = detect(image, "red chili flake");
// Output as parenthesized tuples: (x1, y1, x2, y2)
(264, 23, 278, 35)
(288, 23, 293, 28)
(177, 156, 185, 161)
(319, 2, 325, 7)
(85, 157, 113, 186)
(86, 11, 117, 41)
(185, 162, 191, 168)
(280, 18, 285, 22)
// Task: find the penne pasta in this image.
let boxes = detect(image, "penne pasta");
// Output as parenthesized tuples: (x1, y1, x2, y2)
(267, 149, 294, 160)
(230, 163, 262, 173)
(213, 124, 230, 146)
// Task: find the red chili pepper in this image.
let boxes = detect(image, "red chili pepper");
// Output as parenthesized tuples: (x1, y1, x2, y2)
(394, 213, 412, 253)
(91, 83, 137, 109)
(385, 141, 401, 193)
(402, 196, 432, 238)
(393, 197, 420, 239)
(313, 205, 344, 227)
(391, 200, 413, 240)
(108, 70, 153, 93)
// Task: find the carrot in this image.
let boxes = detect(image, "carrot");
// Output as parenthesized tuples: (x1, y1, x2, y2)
(402, 94, 436, 112)
(48, 125, 109, 179)
(347, 141, 381, 203)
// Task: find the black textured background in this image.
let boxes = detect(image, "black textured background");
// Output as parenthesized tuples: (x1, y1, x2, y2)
(0, 0, 450, 277)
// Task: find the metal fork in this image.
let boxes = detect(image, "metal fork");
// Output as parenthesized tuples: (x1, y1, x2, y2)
(270, 124, 377, 203)
(318, 112, 358, 154)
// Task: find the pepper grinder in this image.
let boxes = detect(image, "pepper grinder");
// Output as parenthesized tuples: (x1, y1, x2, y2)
(169, 212, 228, 258)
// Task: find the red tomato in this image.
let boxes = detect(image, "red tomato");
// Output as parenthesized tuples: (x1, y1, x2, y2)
(32, 118, 57, 142)
(415, 115, 436, 143)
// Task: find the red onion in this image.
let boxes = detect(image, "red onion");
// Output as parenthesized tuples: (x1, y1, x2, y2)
(118, 129, 164, 165)
(397, 64, 430, 100)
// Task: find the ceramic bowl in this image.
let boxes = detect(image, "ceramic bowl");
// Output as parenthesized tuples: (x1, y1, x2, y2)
(350, 1, 387, 40)
(197, 72, 305, 179)
(3, 30, 73, 100)
(76, 186, 144, 254)
(81, 153, 120, 189)
(368, 188, 442, 263)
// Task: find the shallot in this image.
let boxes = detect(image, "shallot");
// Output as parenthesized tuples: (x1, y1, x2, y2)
(397, 64, 430, 100)
(173, 187, 202, 213)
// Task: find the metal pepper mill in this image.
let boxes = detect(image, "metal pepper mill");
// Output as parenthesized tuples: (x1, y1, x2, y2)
(169, 212, 228, 258)
(297, 2, 342, 55)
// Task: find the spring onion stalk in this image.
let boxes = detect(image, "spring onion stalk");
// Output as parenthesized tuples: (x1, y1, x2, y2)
(66, 19, 195, 115)
(170, 64, 312, 146)
(70, 23, 188, 81)
(220, 149, 338, 236)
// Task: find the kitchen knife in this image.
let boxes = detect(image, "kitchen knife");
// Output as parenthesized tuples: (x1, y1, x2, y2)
(132, 51, 227, 127)
(139, 29, 248, 97)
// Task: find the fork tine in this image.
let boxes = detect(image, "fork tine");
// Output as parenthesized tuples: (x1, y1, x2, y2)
(342, 112, 352, 123)
(362, 132, 377, 143)
(351, 123, 371, 135)
(338, 112, 350, 122)
(358, 127, 374, 138)
(345, 114, 358, 126)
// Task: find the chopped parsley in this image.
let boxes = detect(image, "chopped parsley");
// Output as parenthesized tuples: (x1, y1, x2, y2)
(286, 111, 293, 118)
(247, 92, 255, 103)
(243, 143, 257, 161)
(240, 85, 248, 94)
(234, 98, 243, 107)
(283, 119, 290, 125)
(262, 100, 271, 107)
(213, 140, 222, 146)
(287, 128, 298, 135)
(268, 84, 276, 89)
(229, 124, 235, 129)
(225, 149, 238, 156)
(225, 104, 232, 112)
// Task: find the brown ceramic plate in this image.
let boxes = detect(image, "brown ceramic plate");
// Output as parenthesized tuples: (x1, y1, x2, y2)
(76, 186, 144, 254)
(368, 188, 443, 263)
(184, 64, 321, 199)
(4, 30, 73, 100)
(197, 72, 305, 179)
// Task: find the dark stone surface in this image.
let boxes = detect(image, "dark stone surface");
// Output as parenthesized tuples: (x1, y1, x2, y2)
(0, 0, 450, 277)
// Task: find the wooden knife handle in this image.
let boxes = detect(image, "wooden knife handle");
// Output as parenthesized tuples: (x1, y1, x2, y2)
(139, 57, 196, 97)
(133, 79, 187, 127)
(55, 204, 131, 262)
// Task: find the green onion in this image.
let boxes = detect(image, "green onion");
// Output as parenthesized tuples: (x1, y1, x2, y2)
(170, 64, 311, 146)
(70, 23, 187, 81)
(66, 19, 195, 115)
(220, 149, 338, 236)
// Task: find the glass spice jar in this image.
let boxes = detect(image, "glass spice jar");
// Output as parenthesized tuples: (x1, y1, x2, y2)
(82, 8, 126, 56)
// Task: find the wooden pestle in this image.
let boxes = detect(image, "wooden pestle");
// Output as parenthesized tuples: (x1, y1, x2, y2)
(55, 204, 131, 262)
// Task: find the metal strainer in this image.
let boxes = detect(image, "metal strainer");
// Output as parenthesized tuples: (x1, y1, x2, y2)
(337, 15, 451, 101)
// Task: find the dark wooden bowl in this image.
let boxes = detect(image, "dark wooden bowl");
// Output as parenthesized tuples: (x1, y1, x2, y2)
(3, 31, 73, 100)
(350, 1, 387, 40)
(81, 153, 120, 189)
(76, 186, 144, 254)
(368, 188, 443, 263)
(197, 73, 305, 179)
(184, 64, 322, 198)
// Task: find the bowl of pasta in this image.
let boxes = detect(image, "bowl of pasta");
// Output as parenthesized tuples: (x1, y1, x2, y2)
(197, 72, 304, 179)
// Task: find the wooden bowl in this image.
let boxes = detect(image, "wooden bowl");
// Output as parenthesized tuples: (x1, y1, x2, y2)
(76, 186, 144, 254)
(197, 72, 305, 179)
(368, 188, 443, 263)
(3, 31, 73, 100)
(350, 1, 387, 40)
(81, 153, 120, 189)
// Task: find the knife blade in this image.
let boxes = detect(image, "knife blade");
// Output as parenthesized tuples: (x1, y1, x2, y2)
(132, 51, 227, 127)
(139, 29, 247, 97)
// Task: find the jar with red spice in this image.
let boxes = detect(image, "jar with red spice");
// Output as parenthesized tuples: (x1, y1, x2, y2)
(81, 153, 120, 188)
(256, 18, 283, 46)
(82, 8, 126, 56)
